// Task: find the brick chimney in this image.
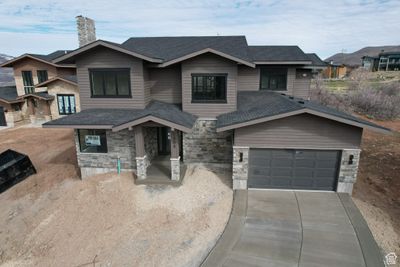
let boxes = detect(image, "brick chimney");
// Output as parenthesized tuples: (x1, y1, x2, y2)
(76, 15, 96, 47)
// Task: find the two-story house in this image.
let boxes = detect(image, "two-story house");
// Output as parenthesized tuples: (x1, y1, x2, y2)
(0, 52, 79, 125)
(42, 36, 389, 194)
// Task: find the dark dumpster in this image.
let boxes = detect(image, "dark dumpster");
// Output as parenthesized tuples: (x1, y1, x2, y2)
(0, 149, 36, 193)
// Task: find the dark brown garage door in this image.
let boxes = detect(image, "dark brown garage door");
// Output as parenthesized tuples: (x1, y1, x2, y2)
(0, 107, 6, 126)
(248, 149, 341, 190)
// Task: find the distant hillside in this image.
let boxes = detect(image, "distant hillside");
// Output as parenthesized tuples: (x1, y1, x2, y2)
(325, 45, 400, 66)
(0, 53, 15, 86)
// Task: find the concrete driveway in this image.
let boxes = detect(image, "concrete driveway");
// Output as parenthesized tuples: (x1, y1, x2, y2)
(202, 190, 384, 267)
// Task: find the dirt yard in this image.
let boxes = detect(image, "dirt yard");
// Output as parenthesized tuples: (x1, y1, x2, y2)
(0, 127, 233, 267)
(353, 119, 400, 260)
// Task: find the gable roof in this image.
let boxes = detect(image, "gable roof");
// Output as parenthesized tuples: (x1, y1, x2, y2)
(121, 36, 255, 67)
(0, 86, 23, 103)
(0, 50, 72, 68)
(43, 100, 197, 133)
(216, 91, 390, 134)
(53, 40, 163, 64)
(248, 46, 312, 64)
(306, 53, 327, 67)
(35, 76, 77, 88)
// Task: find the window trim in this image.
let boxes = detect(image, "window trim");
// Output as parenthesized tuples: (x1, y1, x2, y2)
(259, 67, 288, 91)
(77, 129, 108, 154)
(191, 73, 228, 104)
(89, 68, 132, 98)
(37, 70, 48, 84)
(57, 94, 76, 115)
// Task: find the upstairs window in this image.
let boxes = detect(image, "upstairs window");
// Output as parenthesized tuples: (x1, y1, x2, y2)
(37, 70, 48, 84)
(78, 129, 108, 153)
(260, 68, 287, 91)
(192, 74, 227, 103)
(22, 71, 34, 94)
(90, 68, 131, 98)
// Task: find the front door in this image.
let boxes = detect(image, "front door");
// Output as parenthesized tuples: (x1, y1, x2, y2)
(157, 127, 171, 155)
(0, 106, 6, 126)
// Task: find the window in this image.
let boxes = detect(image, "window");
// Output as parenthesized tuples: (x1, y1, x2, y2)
(57, 94, 76, 115)
(191, 74, 227, 103)
(22, 71, 34, 94)
(89, 68, 131, 97)
(78, 129, 108, 153)
(260, 68, 287, 91)
(37, 70, 48, 84)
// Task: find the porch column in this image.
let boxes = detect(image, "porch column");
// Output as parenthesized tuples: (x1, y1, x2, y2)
(44, 100, 52, 121)
(27, 99, 35, 115)
(134, 126, 147, 180)
(170, 129, 180, 181)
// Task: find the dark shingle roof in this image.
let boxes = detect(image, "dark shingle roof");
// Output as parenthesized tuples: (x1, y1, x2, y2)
(0, 86, 20, 102)
(121, 36, 252, 62)
(43, 101, 197, 130)
(248, 46, 311, 62)
(217, 91, 389, 132)
(306, 53, 327, 67)
(28, 50, 71, 62)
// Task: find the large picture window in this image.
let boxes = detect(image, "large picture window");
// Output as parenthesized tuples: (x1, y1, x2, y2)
(57, 94, 76, 115)
(22, 71, 34, 94)
(260, 68, 287, 91)
(191, 74, 227, 103)
(78, 129, 108, 153)
(37, 70, 48, 84)
(90, 68, 131, 98)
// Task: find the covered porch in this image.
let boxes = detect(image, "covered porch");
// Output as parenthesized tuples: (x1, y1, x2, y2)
(18, 92, 54, 123)
(130, 123, 185, 184)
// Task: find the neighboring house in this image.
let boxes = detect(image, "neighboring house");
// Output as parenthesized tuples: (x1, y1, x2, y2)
(0, 52, 77, 125)
(362, 51, 400, 71)
(39, 35, 389, 194)
(0, 16, 95, 127)
(322, 61, 350, 79)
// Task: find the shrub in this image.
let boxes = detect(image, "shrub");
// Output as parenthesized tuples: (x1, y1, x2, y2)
(350, 82, 400, 120)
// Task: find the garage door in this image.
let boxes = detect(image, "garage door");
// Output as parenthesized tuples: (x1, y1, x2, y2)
(0, 107, 6, 126)
(248, 149, 341, 190)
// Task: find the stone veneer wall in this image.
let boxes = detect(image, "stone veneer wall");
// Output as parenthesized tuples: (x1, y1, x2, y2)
(337, 149, 361, 194)
(183, 120, 233, 164)
(232, 146, 249, 189)
(75, 129, 136, 177)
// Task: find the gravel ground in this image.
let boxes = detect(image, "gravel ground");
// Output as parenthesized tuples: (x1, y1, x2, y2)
(0, 128, 233, 267)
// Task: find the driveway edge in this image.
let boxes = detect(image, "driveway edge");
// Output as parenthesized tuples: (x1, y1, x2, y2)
(201, 190, 247, 267)
(338, 193, 385, 267)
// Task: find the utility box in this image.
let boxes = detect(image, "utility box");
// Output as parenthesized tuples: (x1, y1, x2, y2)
(0, 149, 36, 193)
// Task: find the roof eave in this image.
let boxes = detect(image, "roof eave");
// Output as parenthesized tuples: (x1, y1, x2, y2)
(254, 60, 312, 65)
(158, 48, 255, 68)
(217, 108, 392, 134)
(42, 124, 114, 129)
(52, 40, 163, 64)
(35, 77, 77, 88)
(112, 115, 193, 133)
(0, 54, 58, 68)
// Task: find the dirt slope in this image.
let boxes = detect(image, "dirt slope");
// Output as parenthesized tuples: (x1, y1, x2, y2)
(0, 127, 233, 267)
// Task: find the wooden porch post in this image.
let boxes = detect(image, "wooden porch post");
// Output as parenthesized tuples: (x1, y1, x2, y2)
(170, 129, 180, 159)
(27, 99, 35, 115)
(44, 100, 51, 116)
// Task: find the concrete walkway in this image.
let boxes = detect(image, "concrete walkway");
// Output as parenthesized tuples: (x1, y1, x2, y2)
(202, 190, 384, 267)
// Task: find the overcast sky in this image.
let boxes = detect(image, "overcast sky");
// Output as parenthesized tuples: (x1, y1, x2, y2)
(0, 0, 399, 59)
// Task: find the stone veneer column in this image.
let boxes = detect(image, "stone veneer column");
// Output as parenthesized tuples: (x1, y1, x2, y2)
(136, 155, 148, 180)
(232, 146, 249, 190)
(337, 149, 361, 194)
(171, 157, 180, 181)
